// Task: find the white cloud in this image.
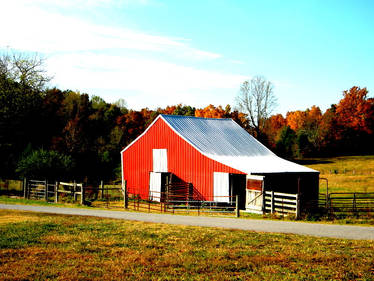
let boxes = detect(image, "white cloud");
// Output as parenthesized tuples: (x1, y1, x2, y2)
(47, 52, 245, 108)
(1, 1, 220, 60)
(1, 1, 244, 109)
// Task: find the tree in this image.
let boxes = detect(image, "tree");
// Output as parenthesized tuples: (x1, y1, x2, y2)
(0, 51, 52, 91)
(16, 149, 73, 179)
(195, 104, 225, 118)
(335, 86, 374, 134)
(275, 126, 296, 159)
(236, 76, 277, 138)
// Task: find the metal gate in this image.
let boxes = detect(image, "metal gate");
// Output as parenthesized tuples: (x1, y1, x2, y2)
(26, 179, 55, 201)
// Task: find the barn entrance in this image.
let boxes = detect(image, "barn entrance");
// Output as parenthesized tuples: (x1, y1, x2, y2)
(213, 172, 246, 208)
(229, 174, 246, 209)
(245, 175, 264, 214)
(149, 172, 170, 202)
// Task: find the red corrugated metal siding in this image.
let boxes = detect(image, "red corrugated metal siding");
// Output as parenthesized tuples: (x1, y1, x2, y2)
(122, 118, 245, 199)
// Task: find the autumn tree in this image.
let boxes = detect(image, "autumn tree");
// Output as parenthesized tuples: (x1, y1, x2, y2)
(333, 86, 374, 154)
(335, 86, 374, 134)
(195, 104, 226, 118)
(264, 114, 286, 148)
(236, 76, 277, 138)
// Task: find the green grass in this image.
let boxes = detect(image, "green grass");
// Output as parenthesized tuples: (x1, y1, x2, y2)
(303, 155, 374, 193)
(0, 209, 374, 280)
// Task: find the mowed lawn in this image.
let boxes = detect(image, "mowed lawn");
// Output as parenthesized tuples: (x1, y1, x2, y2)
(1, 210, 374, 280)
(304, 155, 374, 193)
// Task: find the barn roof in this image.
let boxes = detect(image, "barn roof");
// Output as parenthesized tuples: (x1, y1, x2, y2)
(121, 114, 317, 174)
(161, 115, 317, 174)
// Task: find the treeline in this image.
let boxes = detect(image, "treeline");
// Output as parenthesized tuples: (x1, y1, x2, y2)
(264, 86, 374, 159)
(1, 54, 373, 182)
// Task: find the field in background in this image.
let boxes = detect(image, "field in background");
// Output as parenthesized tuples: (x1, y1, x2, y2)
(1, 209, 374, 280)
(303, 155, 374, 193)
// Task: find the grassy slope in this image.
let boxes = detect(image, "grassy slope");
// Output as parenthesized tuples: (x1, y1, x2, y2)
(303, 155, 374, 193)
(0, 209, 374, 280)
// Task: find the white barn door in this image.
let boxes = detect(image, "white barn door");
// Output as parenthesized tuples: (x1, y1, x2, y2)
(149, 172, 162, 202)
(245, 175, 264, 214)
(213, 172, 230, 203)
(153, 149, 168, 172)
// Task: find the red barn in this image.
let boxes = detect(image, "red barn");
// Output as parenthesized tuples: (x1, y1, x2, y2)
(121, 115, 319, 211)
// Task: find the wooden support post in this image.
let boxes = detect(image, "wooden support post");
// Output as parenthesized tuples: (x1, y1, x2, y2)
(55, 182, 59, 203)
(235, 195, 240, 218)
(124, 180, 128, 209)
(44, 180, 48, 201)
(271, 191, 275, 214)
(100, 180, 104, 199)
(23, 178, 27, 198)
(296, 193, 300, 219)
(73, 181, 77, 202)
(80, 184, 85, 205)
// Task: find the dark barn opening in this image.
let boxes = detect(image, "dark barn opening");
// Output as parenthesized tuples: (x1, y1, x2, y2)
(229, 174, 246, 209)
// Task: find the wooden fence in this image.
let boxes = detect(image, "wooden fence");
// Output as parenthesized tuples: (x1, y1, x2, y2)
(55, 182, 84, 204)
(5, 178, 374, 218)
(264, 191, 300, 218)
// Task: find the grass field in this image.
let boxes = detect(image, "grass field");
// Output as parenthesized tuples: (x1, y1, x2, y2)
(303, 155, 374, 193)
(0, 209, 374, 280)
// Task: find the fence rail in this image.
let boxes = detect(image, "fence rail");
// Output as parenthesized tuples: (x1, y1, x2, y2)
(125, 188, 239, 216)
(264, 191, 300, 217)
(327, 192, 374, 214)
(3, 178, 374, 218)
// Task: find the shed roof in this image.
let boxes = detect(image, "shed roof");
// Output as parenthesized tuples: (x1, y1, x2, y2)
(161, 115, 317, 174)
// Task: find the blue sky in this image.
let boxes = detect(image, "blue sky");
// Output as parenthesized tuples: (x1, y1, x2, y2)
(1, 0, 373, 114)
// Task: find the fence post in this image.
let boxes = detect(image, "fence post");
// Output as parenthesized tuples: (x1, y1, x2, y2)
(23, 178, 27, 198)
(235, 195, 240, 218)
(296, 193, 300, 219)
(45, 180, 48, 202)
(100, 180, 104, 199)
(73, 181, 77, 202)
(80, 184, 85, 205)
(271, 191, 275, 214)
(124, 180, 128, 209)
(55, 182, 59, 203)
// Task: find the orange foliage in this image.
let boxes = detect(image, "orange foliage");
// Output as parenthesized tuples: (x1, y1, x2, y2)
(195, 104, 225, 118)
(335, 86, 374, 134)
(306, 105, 322, 123)
(268, 114, 286, 131)
(286, 111, 307, 131)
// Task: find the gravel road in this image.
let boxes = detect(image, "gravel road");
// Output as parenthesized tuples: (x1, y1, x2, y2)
(1, 203, 373, 240)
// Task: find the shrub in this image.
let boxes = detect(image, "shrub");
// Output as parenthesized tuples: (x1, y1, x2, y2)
(16, 149, 73, 180)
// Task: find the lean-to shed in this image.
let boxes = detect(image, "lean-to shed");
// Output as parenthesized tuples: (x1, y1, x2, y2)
(121, 115, 319, 212)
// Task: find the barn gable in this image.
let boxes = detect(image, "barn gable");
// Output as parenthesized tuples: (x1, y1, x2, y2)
(121, 115, 245, 199)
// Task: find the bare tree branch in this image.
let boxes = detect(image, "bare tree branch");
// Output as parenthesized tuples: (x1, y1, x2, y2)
(236, 75, 277, 136)
(0, 50, 52, 91)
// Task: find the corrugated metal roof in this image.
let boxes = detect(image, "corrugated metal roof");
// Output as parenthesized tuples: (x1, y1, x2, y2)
(161, 115, 317, 174)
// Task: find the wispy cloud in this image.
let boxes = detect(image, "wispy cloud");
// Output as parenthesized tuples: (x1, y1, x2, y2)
(48, 53, 245, 107)
(1, 1, 220, 60)
(1, 1, 244, 109)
